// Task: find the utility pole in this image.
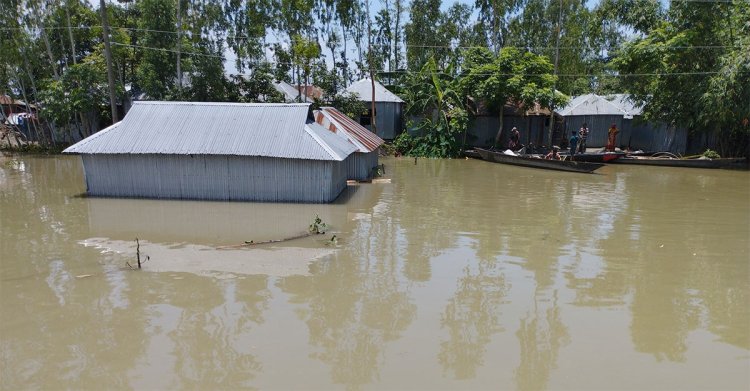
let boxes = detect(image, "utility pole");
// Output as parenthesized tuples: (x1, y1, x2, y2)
(548, 0, 563, 147)
(176, 0, 182, 92)
(366, 0, 377, 135)
(100, 0, 118, 122)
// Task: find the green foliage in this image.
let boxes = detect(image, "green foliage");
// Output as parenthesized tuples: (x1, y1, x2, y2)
(135, 0, 177, 99)
(702, 149, 721, 159)
(308, 215, 328, 234)
(392, 132, 415, 156)
(613, 0, 749, 156)
(402, 58, 468, 158)
(327, 92, 367, 120)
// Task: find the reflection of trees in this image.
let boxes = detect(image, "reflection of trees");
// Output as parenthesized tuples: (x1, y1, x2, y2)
(164, 276, 268, 387)
(515, 292, 569, 391)
(278, 176, 416, 389)
(438, 261, 506, 379)
(1, 156, 148, 388)
(1, 156, 270, 388)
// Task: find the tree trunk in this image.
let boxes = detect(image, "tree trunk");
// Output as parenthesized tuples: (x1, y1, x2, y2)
(495, 108, 504, 147)
(66, 0, 76, 65)
(35, 5, 59, 80)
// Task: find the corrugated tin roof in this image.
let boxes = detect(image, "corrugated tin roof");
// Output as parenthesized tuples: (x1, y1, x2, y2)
(63, 102, 357, 161)
(559, 93, 641, 118)
(274, 81, 313, 103)
(345, 79, 404, 103)
(315, 107, 384, 152)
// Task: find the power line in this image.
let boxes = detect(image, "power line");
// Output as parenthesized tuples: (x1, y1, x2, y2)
(2, 24, 744, 51)
(119, 41, 723, 78)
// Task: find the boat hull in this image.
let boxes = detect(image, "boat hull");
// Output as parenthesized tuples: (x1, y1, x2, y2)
(475, 148, 604, 173)
(566, 152, 625, 163)
(611, 156, 748, 169)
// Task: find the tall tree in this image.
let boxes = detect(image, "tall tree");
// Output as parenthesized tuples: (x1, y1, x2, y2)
(614, 0, 749, 157)
(135, 0, 177, 99)
(460, 46, 564, 146)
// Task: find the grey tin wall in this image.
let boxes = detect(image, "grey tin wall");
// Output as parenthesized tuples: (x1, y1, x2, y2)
(346, 150, 379, 180)
(459, 115, 553, 147)
(364, 102, 403, 140)
(564, 115, 688, 153)
(81, 154, 348, 203)
(563, 115, 627, 147)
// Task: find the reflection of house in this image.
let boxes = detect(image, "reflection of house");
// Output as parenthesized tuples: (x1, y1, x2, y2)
(345, 79, 404, 140)
(314, 107, 385, 180)
(559, 93, 687, 153)
(63, 102, 358, 203)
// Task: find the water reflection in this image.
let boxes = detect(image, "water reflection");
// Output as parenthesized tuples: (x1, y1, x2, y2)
(439, 258, 507, 379)
(1, 154, 748, 389)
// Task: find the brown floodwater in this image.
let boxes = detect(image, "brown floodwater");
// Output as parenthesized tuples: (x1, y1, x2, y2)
(1, 153, 748, 390)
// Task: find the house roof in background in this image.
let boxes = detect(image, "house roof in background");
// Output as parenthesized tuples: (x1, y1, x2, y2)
(273, 81, 314, 103)
(559, 93, 642, 118)
(62, 101, 357, 161)
(315, 107, 384, 152)
(345, 79, 404, 103)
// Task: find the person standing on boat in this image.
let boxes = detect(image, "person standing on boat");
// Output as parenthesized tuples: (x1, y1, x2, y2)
(569, 130, 579, 156)
(545, 146, 561, 160)
(508, 127, 521, 151)
(578, 123, 589, 154)
(606, 123, 619, 152)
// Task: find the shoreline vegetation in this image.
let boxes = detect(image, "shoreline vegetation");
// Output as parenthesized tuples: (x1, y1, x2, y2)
(2, 0, 747, 159)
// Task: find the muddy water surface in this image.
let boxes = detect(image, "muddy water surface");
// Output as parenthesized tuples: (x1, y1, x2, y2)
(1, 154, 748, 390)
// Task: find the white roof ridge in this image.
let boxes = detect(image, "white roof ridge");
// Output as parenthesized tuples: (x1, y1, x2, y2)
(62, 122, 120, 153)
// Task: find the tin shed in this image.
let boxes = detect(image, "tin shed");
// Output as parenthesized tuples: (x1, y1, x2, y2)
(314, 107, 385, 180)
(559, 93, 688, 153)
(63, 102, 358, 203)
(345, 79, 404, 140)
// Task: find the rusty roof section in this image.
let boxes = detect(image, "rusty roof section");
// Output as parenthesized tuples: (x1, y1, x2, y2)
(315, 107, 384, 152)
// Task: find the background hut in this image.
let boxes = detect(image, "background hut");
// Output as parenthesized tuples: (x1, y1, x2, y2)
(314, 107, 384, 180)
(559, 93, 688, 153)
(345, 78, 404, 140)
(63, 102, 357, 203)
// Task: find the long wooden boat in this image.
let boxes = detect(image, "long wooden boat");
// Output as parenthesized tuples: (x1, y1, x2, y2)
(474, 148, 604, 173)
(611, 156, 748, 169)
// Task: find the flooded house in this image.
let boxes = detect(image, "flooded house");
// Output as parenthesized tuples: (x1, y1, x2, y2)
(559, 93, 688, 153)
(345, 78, 405, 140)
(63, 101, 358, 203)
(314, 106, 385, 181)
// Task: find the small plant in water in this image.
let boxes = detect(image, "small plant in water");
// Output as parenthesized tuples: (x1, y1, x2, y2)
(309, 215, 328, 234)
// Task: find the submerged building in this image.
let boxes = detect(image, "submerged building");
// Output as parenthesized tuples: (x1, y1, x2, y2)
(314, 106, 384, 181)
(63, 102, 358, 203)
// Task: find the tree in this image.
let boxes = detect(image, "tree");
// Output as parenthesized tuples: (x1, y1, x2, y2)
(614, 0, 749, 156)
(135, 0, 177, 99)
(402, 58, 468, 158)
(460, 46, 563, 146)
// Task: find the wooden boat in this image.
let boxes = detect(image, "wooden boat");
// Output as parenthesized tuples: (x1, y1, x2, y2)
(474, 148, 604, 173)
(611, 155, 748, 169)
(564, 151, 626, 163)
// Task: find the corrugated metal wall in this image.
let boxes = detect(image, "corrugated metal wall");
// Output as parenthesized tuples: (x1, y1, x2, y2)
(563, 115, 625, 148)
(367, 102, 403, 140)
(346, 151, 379, 180)
(563, 115, 688, 153)
(81, 154, 348, 203)
(463, 115, 554, 148)
(629, 121, 687, 153)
